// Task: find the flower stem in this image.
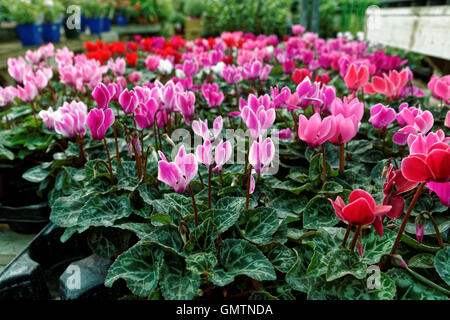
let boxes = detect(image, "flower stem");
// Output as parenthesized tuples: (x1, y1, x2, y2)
(339, 144, 345, 173)
(219, 171, 224, 187)
(77, 135, 86, 165)
(112, 122, 121, 162)
(390, 183, 425, 254)
(189, 184, 199, 227)
(321, 144, 327, 185)
(290, 110, 298, 141)
(30, 101, 38, 126)
(421, 211, 445, 249)
(103, 138, 115, 185)
(349, 225, 361, 251)
(3, 107, 10, 129)
(208, 166, 212, 209)
(406, 267, 450, 296)
(245, 165, 252, 211)
(342, 224, 352, 247)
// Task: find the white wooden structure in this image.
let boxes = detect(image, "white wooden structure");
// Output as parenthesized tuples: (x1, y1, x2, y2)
(365, 5, 450, 60)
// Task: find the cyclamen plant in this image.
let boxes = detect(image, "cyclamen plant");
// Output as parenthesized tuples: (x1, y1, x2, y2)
(3, 24, 449, 301)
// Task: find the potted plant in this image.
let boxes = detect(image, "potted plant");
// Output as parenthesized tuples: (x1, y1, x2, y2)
(101, 0, 114, 32)
(82, 0, 106, 34)
(183, 0, 204, 40)
(2, 0, 44, 46)
(42, 0, 64, 43)
(114, 0, 133, 26)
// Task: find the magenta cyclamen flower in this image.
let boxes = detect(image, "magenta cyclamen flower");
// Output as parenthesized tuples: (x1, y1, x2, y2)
(368, 103, 396, 130)
(393, 103, 434, 145)
(196, 139, 213, 168)
(329, 114, 359, 146)
(92, 83, 111, 110)
(213, 140, 232, 173)
(134, 98, 158, 130)
(181, 60, 199, 77)
(298, 113, 335, 148)
(428, 75, 450, 104)
(221, 65, 243, 85)
(175, 91, 196, 125)
(331, 97, 364, 125)
(249, 138, 275, 175)
(241, 96, 276, 141)
(107, 82, 122, 102)
(202, 83, 224, 108)
(119, 89, 139, 114)
(158, 146, 198, 194)
(270, 86, 291, 109)
(145, 55, 160, 71)
(86, 108, 115, 140)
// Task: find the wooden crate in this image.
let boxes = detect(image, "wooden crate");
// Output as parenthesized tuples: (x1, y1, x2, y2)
(185, 18, 203, 40)
(364, 5, 450, 60)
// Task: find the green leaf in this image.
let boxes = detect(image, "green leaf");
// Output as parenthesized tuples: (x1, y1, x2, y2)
(186, 252, 218, 275)
(326, 249, 367, 281)
(309, 153, 331, 182)
(152, 193, 204, 225)
(0, 144, 14, 160)
(111, 222, 155, 240)
(160, 255, 200, 300)
(105, 242, 164, 297)
(286, 245, 317, 293)
(435, 247, 450, 286)
(87, 228, 132, 259)
(319, 181, 343, 196)
(137, 184, 160, 206)
(361, 228, 396, 265)
(248, 291, 279, 300)
(260, 242, 296, 273)
(238, 207, 279, 244)
(306, 227, 347, 277)
(210, 239, 276, 287)
(199, 209, 240, 233)
(22, 164, 50, 183)
(215, 196, 247, 212)
(184, 217, 219, 253)
(408, 253, 436, 269)
(143, 225, 184, 253)
(387, 269, 449, 300)
(303, 195, 339, 229)
(272, 180, 310, 195)
(337, 273, 396, 300)
(116, 161, 139, 191)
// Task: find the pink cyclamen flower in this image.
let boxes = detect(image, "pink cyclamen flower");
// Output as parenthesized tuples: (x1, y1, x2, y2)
(145, 55, 160, 71)
(192, 116, 223, 142)
(119, 89, 139, 114)
(86, 108, 115, 140)
(175, 91, 196, 125)
(329, 114, 359, 146)
(134, 98, 158, 130)
(92, 83, 111, 110)
(128, 71, 141, 84)
(393, 103, 434, 145)
(202, 83, 224, 108)
(297, 113, 335, 148)
(242, 60, 263, 80)
(270, 86, 291, 109)
(282, 60, 295, 74)
(0, 86, 17, 106)
(221, 65, 243, 85)
(407, 130, 450, 155)
(25, 49, 42, 64)
(427, 75, 450, 104)
(446, 111, 450, 128)
(38, 107, 58, 130)
(364, 69, 409, 101)
(54, 101, 87, 138)
(249, 137, 275, 175)
(107, 82, 122, 102)
(274, 128, 293, 140)
(292, 24, 305, 35)
(343, 63, 369, 93)
(331, 97, 364, 125)
(181, 60, 198, 77)
(427, 181, 450, 207)
(196, 139, 213, 168)
(368, 103, 396, 130)
(108, 57, 126, 77)
(213, 140, 232, 173)
(17, 81, 38, 103)
(158, 146, 198, 193)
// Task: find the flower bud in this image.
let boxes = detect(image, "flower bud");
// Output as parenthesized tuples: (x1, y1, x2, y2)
(415, 213, 426, 245)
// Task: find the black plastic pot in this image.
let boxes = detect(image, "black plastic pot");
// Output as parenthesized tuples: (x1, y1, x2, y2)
(0, 223, 127, 300)
(0, 202, 49, 234)
(0, 223, 91, 300)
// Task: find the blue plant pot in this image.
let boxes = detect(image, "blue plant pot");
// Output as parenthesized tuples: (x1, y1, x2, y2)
(16, 23, 43, 46)
(102, 18, 111, 32)
(115, 15, 128, 26)
(42, 22, 61, 43)
(87, 17, 103, 34)
(81, 15, 87, 32)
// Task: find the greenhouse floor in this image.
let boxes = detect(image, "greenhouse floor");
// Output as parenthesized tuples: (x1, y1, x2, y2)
(0, 225, 36, 272)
